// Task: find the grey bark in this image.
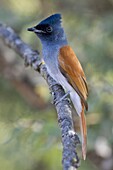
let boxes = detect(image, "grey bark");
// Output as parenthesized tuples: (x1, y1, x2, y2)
(0, 23, 80, 170)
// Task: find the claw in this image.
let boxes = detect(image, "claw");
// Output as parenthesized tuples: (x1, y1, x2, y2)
(55, 91, 70, 105)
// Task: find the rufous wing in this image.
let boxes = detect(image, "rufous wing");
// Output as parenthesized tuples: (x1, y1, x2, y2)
(58, 45, 88, 160)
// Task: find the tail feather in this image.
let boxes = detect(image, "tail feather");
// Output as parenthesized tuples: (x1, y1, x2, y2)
(80, 103, 87, 160)
(70, 91, 87, 159)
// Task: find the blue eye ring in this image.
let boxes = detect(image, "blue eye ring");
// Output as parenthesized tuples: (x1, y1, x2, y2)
(46, 26, 53, 33)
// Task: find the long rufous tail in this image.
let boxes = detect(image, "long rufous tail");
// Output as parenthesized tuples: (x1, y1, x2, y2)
(80, 103, 87, 160)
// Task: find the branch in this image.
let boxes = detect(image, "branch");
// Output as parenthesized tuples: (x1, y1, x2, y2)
(0, 23, 80, 170)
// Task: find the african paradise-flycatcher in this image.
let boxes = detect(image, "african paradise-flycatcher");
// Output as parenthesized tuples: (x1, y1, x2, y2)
(28, 13, 88, 160)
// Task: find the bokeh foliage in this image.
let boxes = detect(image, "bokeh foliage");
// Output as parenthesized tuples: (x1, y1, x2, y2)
(0, 0, 113, 170)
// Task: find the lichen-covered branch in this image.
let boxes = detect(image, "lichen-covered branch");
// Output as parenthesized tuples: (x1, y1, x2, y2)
(0, 23, 80, 170)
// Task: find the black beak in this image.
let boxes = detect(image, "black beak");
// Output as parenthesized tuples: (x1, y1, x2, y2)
(27, 26, 46, 34)
(27, 27, 35, 32)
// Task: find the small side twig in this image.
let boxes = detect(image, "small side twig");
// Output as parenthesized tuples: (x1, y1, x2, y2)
(0, 23, 80, 170)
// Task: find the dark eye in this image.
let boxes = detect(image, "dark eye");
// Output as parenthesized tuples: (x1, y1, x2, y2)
(46, 26, 53, 33)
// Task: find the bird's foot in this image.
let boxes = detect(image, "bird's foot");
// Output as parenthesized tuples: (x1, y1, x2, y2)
(49, 82, 60, 89)
(54, 91, 70, 105)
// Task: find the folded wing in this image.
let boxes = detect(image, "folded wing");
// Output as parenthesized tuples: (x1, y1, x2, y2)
(58, 45, 88, 110)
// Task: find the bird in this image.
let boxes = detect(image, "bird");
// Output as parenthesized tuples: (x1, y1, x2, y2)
(27, 13, 88, 160)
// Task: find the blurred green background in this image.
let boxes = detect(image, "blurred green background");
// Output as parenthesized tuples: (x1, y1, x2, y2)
(0, 0, 113, 170)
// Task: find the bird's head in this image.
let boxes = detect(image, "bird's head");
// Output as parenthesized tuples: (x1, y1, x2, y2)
(27, 13, 67, 45)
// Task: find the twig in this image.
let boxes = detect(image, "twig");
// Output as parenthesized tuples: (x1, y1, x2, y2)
(0, 23, 80, 170)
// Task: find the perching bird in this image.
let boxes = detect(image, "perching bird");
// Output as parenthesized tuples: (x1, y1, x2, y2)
(28, 13, 88, 160)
